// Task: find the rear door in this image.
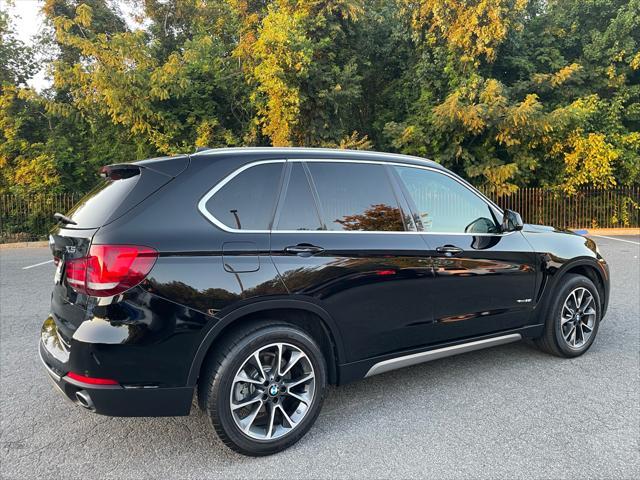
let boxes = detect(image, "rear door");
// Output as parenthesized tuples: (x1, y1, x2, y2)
(392, 165, 538, 344)
(269, 160, 435, 364)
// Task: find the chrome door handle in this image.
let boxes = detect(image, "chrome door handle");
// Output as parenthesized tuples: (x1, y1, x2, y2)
(435, 245, 463, 256)
(284, 244, 324, 257)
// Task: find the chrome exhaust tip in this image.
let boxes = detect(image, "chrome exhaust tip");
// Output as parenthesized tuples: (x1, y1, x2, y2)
(75, 390, 95, 411)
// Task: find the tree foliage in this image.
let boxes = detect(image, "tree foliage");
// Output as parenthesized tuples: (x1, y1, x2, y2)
(1, 0, 638, 195)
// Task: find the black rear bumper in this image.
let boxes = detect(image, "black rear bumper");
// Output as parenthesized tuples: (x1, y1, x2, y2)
(39, 341, 194, 417)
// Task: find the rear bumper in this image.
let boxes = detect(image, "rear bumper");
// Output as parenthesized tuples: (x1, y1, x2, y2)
(39, 340, 194, 417)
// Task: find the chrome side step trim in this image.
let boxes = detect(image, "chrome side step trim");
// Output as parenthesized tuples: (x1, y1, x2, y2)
(364, 333, 522, 377)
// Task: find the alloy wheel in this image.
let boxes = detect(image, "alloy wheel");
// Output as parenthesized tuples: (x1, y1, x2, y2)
(560, 287, 596, 349)
(229, 342, 315, 440)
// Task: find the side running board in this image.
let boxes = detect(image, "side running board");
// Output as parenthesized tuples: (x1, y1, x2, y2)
(365, 333, 522, 377)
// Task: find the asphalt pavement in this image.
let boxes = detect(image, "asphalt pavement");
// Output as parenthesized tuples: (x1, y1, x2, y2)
(1, 236, 639, 479)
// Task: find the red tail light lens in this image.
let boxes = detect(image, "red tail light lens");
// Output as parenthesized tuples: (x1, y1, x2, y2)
(375, 269, 397, 276)
(66, 256, 87, 290)
(66, 372, 119, 385)
(65, 245, 158, 297)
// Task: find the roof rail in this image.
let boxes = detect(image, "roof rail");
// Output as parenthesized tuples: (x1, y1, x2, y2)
(190, 147, 438, 165)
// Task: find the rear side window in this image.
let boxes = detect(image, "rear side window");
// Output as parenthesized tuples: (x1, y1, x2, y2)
(394, 166, 499, 234)
(206, 162, 284, 230)
(275, 163, 323, 231)
(306, 162, 406, 232)
(66, 175, 140, 228)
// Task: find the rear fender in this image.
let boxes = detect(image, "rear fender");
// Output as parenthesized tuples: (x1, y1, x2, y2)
(187, 297, 345, 386)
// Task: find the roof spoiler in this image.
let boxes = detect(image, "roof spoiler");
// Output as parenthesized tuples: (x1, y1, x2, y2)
(102, 155, 190, 179)
(100, 164, 141, 180)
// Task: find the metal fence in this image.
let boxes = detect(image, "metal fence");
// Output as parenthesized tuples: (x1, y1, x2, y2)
(1, 187, 638, 243)
(1, 193, 81, 243)
(484, 187, 639, 231)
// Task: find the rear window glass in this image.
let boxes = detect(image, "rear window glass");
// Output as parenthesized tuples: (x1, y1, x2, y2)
(307, 162, 406, 231)
(275, 163, 323, 231)
(66, 175, 139, 228)
(206, 162, 284, 230)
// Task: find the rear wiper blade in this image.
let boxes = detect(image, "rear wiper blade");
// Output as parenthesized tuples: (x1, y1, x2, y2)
(53, 212, 77, 226)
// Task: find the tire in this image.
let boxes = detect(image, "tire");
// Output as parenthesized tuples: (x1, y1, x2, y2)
(198, 321, 327, 456)
(534, 274, 601, 358)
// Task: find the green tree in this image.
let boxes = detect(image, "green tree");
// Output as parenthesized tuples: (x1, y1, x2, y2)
(0, 0, 638, 197)
(383, 0, 639, 193)
(0, 10, 38, 86)
(232, 0, 366, 146)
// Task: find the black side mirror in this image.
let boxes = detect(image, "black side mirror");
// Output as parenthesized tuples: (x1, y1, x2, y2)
(501, 209, 524, 232)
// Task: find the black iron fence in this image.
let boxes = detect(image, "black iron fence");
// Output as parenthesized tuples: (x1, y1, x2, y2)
(1, 193, 81, 243)
(484, 187, 639, 231)
(1, 187, 638, 243)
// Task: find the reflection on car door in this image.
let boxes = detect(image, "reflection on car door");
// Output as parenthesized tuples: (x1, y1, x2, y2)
(269, 160, 436, 363)
(392, 165, 538, 344)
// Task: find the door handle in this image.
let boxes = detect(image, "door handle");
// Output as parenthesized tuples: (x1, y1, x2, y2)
(284, 244, 325, 257)
(436, 245, 463, 256)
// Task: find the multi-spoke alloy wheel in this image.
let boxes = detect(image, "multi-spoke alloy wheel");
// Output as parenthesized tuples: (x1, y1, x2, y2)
(534, 274, 601, 358)
(230, 342, 316, 440)
(560, 287, 596, 349)
(199, 323, 326, 456)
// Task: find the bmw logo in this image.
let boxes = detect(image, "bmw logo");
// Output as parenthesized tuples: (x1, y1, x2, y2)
(269, 385, 279, 397)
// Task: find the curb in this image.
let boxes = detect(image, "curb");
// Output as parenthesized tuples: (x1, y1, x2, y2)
(573, 228, 640, 236)
(0, 241, 49, 250)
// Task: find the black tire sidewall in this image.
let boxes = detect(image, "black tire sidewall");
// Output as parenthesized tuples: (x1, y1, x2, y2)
(550, 275, 601, 357)
(208, 325, 327, 456)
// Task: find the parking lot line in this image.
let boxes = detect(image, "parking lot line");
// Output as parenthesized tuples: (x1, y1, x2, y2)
(22, 259, 53, 270)
(590, 235, 640, 245)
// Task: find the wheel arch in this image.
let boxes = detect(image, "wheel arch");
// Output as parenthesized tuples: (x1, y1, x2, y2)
(562, 262, 606, 303)
(536, 257, 608, 324)
(188, 298, 344, 387)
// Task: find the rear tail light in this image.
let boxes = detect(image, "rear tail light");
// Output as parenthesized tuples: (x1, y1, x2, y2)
(65, 245, 158, 297)
(66, 372, 119, 385)
(375, 269, 397, 276)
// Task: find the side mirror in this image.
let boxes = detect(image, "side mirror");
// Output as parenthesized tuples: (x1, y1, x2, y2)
(501, 209, 524, 232)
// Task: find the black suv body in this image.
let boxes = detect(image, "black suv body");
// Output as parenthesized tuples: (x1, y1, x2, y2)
(40, 148, 610, 455)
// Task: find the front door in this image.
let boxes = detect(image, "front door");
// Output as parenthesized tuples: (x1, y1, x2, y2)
(391, 165, 538, 344)
(269, 160, 435, 363)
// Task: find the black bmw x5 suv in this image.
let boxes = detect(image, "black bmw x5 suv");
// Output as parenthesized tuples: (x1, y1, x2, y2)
(40, 147, 610, 455)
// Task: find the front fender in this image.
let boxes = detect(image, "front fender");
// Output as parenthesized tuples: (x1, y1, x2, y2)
(533, 255, 610, 324)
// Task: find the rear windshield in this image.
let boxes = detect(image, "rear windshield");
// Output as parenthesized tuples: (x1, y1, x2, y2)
(65, 175, 140, 228)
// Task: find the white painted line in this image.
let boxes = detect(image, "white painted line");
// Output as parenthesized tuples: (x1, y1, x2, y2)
(590, 235, 640, 245)
(22, 259, 54, 270)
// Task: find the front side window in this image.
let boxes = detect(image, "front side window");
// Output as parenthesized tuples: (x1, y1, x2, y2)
(307, 162, 407, 232)
(394, 166, 499, 234)
(206, 162, 284, 230)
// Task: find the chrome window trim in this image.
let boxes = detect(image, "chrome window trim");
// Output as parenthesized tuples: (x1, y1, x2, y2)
(197, 159, 286, 233)
(197, 157, 508, 236)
